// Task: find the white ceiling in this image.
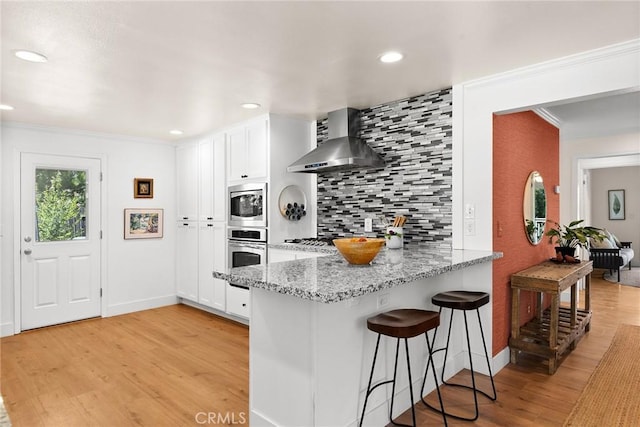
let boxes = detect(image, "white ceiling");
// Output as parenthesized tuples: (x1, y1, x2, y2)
(1, 1, 639, 141)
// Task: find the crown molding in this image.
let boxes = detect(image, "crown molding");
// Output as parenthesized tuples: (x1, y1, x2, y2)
(533, 108, 562, 128)
(460, 38, 640, 89)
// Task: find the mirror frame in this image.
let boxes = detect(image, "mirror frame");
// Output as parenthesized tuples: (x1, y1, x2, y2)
(523, 171, 547, 245)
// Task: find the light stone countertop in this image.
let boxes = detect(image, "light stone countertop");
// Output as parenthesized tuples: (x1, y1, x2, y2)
(214, 244, 502, 303)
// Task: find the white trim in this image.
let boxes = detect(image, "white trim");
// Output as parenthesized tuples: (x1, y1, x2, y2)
(105, 295, 178, 317)
(533, 108, 562, 128)
(1, 121, 171, 147)
(493, 346, 511, 374)
(12, 149, 21, 334)
(1, 322, 14, 338)
(460, 39, 640, 90)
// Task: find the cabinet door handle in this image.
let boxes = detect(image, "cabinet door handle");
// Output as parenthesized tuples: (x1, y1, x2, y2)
(242, 303, 247, 307)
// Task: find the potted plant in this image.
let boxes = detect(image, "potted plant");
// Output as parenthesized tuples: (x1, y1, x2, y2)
(545, 220, 605, 261)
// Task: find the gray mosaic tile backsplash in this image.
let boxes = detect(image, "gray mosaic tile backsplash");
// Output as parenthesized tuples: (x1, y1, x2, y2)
(317, 87, 453, 248)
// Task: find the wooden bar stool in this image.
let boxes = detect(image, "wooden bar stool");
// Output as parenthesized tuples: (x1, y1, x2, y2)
(421, 291, 496, 421)
(360, 309, 447, 427)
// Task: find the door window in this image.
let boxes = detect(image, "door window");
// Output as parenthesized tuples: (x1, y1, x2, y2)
(34, 168, 87, 242)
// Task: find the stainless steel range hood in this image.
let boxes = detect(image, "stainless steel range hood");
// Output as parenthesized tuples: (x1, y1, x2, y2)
(287, 108, 385, 173)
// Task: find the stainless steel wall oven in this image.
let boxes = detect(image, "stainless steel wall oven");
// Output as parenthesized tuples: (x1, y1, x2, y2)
(228, 183, 267, 227)
(227, 227, 267, 289)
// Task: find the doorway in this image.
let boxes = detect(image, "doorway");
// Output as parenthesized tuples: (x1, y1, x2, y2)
(19, 153, 102, 330)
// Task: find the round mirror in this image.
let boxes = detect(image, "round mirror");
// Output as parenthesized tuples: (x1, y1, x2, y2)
(523, 171, 547, 245)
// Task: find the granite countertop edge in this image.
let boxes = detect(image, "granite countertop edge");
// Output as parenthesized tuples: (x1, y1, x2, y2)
(214, 250, 502, 304)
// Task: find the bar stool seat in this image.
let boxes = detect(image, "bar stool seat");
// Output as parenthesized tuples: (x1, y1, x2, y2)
(360, 309, 447, 427)
(367, 308, 441, 338)
(421, 291, 496, 422)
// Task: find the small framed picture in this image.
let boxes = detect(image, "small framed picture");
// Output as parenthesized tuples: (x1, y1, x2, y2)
(124, 208, 164, 239)
(134, 178, 154, 199)
(608, 189, 625, 220)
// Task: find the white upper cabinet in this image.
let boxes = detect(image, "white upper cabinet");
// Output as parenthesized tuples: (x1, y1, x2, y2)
(198, 138, 215, 221)
(176, 143, 199, 221)
(227, 118, 268, 183)
(198, 134, 227, 222)
(212, 134, 227, 221)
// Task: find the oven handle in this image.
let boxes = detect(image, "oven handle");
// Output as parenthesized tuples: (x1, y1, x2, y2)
(228, 240, 267, 250)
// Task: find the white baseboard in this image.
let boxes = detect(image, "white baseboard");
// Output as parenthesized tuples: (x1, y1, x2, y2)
(179, 299, 249, 326)
(493, 346, 511, 373)
(105, 295, 178, 317)
(1, 322, 15, 338)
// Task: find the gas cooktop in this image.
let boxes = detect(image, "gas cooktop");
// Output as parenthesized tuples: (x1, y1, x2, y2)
(284, 237, 335, 247)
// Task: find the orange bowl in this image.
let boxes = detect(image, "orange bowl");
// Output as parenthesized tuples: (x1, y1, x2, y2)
(332, 237, 386, 265)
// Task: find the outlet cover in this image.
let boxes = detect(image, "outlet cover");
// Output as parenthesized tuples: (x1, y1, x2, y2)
(364, 218, 373, 233)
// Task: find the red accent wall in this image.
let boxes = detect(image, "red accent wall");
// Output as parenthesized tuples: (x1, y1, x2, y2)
(492, 111, 559, 355)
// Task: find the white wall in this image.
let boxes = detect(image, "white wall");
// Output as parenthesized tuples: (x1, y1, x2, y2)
(1, 124, 178, 336)
(590, 165, 640, 266)
(561, 132, 640, 231)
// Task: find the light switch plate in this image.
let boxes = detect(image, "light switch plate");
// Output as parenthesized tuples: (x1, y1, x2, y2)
(464, 219, 476, 236)
(464, 203, 475, 219)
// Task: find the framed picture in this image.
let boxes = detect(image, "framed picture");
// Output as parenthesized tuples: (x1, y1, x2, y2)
(124, 208, 164, 239)
(608, 189, 625, 220)
(134, 178, 154, 199)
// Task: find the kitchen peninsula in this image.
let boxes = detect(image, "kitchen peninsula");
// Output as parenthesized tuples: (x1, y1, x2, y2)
(214, 245, 501, 426)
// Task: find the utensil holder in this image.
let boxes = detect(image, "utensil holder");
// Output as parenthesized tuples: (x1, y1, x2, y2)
(385, 227, 403, 249)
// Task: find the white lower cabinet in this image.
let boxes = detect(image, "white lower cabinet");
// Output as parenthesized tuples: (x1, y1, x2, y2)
(177, 221, 226, 312)
(176, 222, 198, 301)
(226, 284, 250, 319)
(198, 222, 227, 311)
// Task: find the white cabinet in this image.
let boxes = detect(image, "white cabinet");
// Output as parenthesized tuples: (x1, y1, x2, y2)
(198, 222, 226, 311)
(176, 133, 227, 311)
(176, 222, 198, 301)
(176, 143, 199, 220)
(226, 284, 250, 319)
(198, 134, 226, 222)
(227, 118, 268, 182)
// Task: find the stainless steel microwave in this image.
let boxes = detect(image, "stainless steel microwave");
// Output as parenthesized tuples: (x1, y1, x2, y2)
(228, 183, 267, 227)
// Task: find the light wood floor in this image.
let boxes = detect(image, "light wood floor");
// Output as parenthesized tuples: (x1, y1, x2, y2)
(1, 305, 249, 426)
(401, 270, 640, 426)
(1, 272, 639, 426)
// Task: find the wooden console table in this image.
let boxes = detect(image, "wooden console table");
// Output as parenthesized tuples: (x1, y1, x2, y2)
(509, 260, 593, 374)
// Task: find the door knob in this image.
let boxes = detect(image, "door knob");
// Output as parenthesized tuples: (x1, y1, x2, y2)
(24, 249, 32, 255)
(24, 236, 32, 242)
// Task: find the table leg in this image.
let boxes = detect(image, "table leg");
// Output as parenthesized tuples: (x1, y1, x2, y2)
(549, 293, 559, 374)
(570, 283, 578, 350)
(510, 288, 521, 364)
(585, 273, 591, 331)
(536, 292, 543, 319)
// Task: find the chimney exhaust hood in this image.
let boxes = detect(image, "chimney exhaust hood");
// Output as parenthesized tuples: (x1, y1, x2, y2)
(287, 108, 385, 173)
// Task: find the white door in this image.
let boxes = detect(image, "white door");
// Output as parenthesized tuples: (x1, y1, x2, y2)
(20, 153, 102, 330)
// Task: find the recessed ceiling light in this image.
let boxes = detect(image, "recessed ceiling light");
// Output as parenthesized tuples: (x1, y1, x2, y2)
(14, 50, 48, 63)
(0, 104, 15, 111)
(241, 103, 261, 109)
(169, 129, 184, 135)
(379, 51, 404, 63)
